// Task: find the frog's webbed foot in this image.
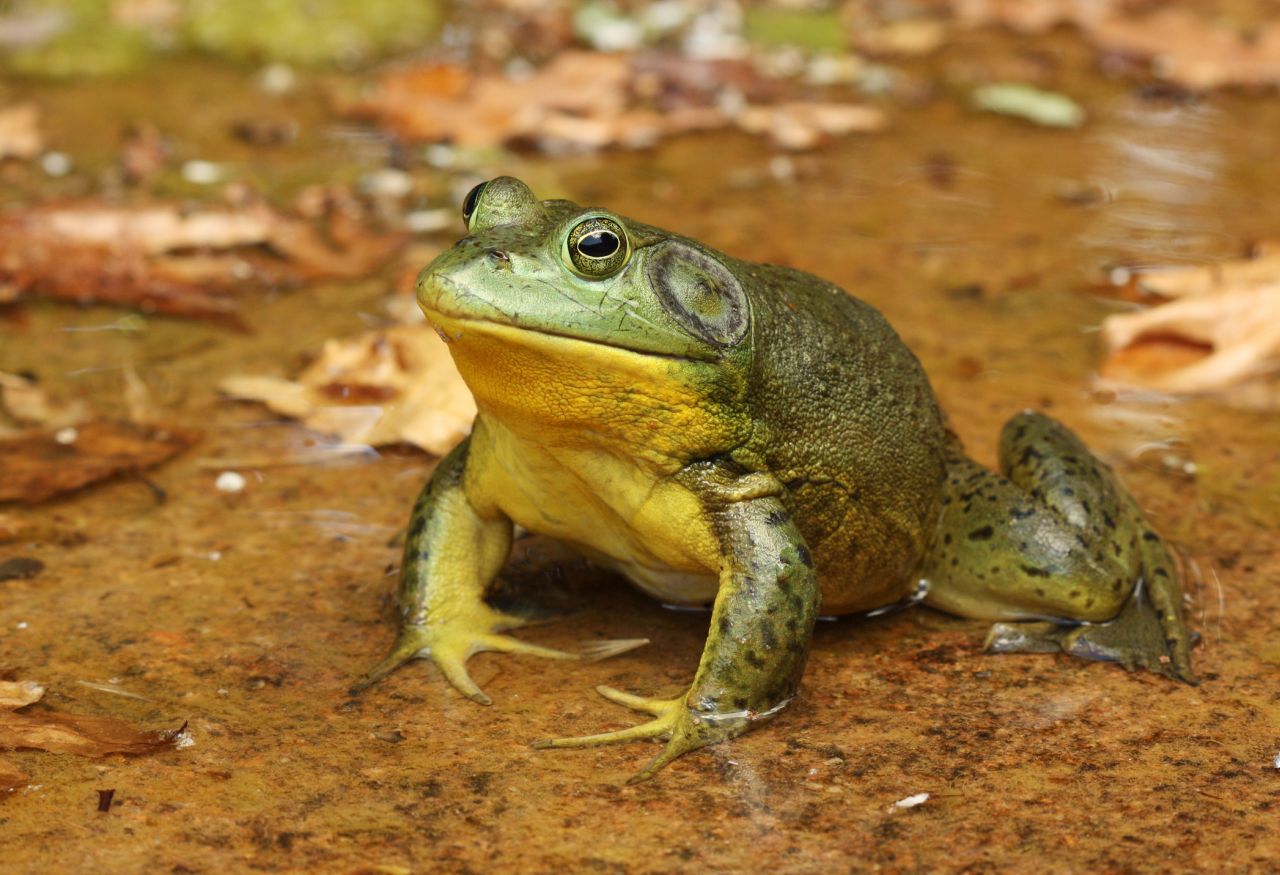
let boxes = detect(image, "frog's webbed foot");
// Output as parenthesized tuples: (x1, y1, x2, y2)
(349, 606, 647, 702)
(986, 579, 1198, 684)
(532, 686, 754, 784)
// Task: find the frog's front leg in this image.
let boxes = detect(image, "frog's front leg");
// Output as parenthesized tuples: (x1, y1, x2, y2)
(535, 494, 820, 783)
(351, 437, 611, 703)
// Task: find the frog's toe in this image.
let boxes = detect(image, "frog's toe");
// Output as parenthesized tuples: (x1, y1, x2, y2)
(349, 626, 433, 696)
(531, 688, 682, 750)
(985, 583, 1199, 685)
(533, 686, 751, 782)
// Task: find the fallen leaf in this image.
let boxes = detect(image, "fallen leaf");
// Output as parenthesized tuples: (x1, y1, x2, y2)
(736, 101, 889, 150)
(343, 50, 886, 153)
(221, 324, 475, 455)
(0, 681, 45, 709)
(0, 372, 90, 430)
(0, 711, 187, 758)
(1088, 9, 1280, 91)
(0, 199, 405, 326)
(0, 103, 42, 160)
(1100, 247, 1280, 397)
(0, 420, 198, 504)
(949, 1, 1280, 89)
(971, 83, 1085, 128)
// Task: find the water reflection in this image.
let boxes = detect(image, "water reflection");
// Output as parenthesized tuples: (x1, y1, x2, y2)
(1084, 97, 1235, 266)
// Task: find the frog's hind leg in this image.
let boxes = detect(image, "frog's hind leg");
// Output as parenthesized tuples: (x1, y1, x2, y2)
(921, 411, 1195, 683)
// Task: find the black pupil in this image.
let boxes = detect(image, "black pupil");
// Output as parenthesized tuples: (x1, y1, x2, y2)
(578, 231, 619, 258)
(461, 183, 485, 221)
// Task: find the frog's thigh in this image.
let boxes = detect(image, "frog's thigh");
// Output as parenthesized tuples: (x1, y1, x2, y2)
(923, 412, 1140, 622)
(921, 452, 1131, 622)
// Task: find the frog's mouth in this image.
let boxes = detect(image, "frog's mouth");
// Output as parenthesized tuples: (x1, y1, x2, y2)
(418, 273, 723, 364)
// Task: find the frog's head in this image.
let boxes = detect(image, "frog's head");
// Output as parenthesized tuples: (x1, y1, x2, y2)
(417, 177, 753, 454)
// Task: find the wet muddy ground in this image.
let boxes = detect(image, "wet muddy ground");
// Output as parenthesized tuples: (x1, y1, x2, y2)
(3, 30, 1280, 874)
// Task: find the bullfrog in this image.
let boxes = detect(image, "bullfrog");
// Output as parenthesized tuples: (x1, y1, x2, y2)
(353, 176, 1194, 782)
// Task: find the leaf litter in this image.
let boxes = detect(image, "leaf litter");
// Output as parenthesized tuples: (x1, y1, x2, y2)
(341, 50, 889, 153)
(0, 372, 198, 504)
(0, 681, 188, 792)
(1099, 244, 1280, 403)
(219, 292, 475, 456)
(0, 195, 406, 327)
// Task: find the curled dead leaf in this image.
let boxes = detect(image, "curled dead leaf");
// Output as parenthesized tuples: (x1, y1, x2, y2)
(0, 681, 45, 710)
(1100, 246, 1280, 399)
(220, 324, 475, 456)
(0, 420, 199, 504)
(0, 711, 188, 758)
(0, 199, 405, 326)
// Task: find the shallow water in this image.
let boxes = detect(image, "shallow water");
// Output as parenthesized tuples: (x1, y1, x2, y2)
(3, 32, 1280, 873)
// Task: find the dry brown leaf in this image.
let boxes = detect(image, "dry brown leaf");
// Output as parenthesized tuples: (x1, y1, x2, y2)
(0, 420, 199, 504)
(949, 1, 1280, 89)
(0, 679, 186, 789)
(220, 324, 475, 455)
(0, 103, 42, 160)
(0, 200, 405, 326)
(344, 50, 884, 152)
(1101, 248, 1280, 396)
(0, 681, 45, 710)
(737, 102, 889, 151)
(0, 710, 187, 758)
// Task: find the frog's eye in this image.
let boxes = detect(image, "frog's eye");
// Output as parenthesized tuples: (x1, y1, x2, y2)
(461, 181, 488, 229)
(566, 217, 629, 278)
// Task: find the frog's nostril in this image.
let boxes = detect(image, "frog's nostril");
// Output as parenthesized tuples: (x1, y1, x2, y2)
(486, 249, 511, 266)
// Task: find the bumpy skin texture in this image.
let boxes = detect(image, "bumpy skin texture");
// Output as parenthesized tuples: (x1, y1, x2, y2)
(353, 177, 1195, 781)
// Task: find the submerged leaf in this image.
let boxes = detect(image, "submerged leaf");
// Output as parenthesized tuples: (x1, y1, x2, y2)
(0, 420, 198, 504)
(0, 711, 187, 758)
(0, 200, 405, 326)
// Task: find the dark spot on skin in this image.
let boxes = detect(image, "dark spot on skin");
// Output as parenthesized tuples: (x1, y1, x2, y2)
(1019, 446, 1044, 465)
(968, 525, 994, 541)
(786, 618, 798, 632)
(468, 772, 493, 795)
(745, 651, 766, 669)
(733, 697, 748, 709)
(408, 516, 427, 540)
(765, 509, 790, 526)
(943, 533, 952, 545)
(1020, 564, 1051, 578)
(719, 616, 732, 636)
(1154, 569, 1170, 578)
(1069, 589, 1081, 599)
(761, 623, 778, 649)
(1086, 597, 1095, 608)
(417, 549, 431, 562)
(1009, 507, 1034, 520)
(1113, 579, 1124, 592)
(1063, 487, 1075, 497)
(1143, 531, 1160, 542)
(1035, 588, 1046, 597)
(796, 545, 813, 568)
(1103, 512, 1117, 529)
